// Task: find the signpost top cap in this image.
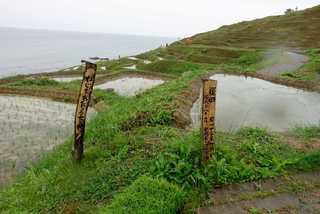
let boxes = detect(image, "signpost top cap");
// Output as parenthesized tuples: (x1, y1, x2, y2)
(202, 78, 217, 82)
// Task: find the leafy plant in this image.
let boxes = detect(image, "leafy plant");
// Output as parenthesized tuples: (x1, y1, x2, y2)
(152, 132, 205, 188)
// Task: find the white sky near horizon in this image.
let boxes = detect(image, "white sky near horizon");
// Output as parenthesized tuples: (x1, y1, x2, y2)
(0, 0, 319, 38)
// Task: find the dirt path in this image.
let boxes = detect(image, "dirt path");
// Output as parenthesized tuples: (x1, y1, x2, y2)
(198, 170, 320, 214)
(258, 51, 308, 75)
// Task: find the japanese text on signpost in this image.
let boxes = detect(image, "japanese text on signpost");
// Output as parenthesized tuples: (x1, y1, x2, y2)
(201, 79, 217, 163)
(73, 60, 97, 161)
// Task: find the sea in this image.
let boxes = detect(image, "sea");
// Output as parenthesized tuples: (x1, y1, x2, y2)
(0, 27, 175, 78)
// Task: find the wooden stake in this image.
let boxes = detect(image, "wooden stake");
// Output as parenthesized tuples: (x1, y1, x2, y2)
(73, 60, 97, 161)
(201, 79, 217, 163)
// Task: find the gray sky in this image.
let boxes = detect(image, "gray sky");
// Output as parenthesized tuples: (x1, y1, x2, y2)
(0, 0, 319, 37)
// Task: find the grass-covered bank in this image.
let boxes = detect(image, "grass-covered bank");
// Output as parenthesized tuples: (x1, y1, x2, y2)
(0, 68, 206, 213)
(1, 64, 320, 213)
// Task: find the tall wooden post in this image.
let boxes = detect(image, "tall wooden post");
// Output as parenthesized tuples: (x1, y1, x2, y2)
(73, 60, 97, 161)
(201, 79, 217, 163)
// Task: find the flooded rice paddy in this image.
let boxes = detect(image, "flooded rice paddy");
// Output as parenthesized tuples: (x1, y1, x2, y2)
(95, 77, 164, 96)
(52, 76, 82, 82)
(191, 74, 320, 132)
(123, 65, 137, 70)
(128, 56, 139, 61)
(0, 95, 95, 185)
(143, 60, 152, 64)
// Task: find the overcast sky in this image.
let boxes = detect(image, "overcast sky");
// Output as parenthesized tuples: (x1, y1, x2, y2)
(0, 0, 319, 37)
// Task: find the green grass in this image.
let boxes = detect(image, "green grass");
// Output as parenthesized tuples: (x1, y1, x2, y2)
(137, 48, 172, 61)
(7, 78, 60, 87)
(238, 127, 275, 144)
(3, 77, 81, 91)
(96, 58, 136, 73)
(99, 176, 185, 214)
(290, 124, 320, 140)
(303, 49, 320, 75)
(186, 5, 320, 49)
(281, 49, 320, 81)
(138, 59, 215, 75)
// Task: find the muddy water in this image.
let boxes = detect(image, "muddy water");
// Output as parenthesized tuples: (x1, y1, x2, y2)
(191, 74, 320, 132)
(0, 95, 95, 186)
(95, 77, 164, 96)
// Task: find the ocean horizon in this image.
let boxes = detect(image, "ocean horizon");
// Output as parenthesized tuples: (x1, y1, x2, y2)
(0, 27, 175, 78)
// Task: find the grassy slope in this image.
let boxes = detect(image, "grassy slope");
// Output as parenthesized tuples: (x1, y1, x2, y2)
(187, 5, 320, 49)
(1, 5, 320, 214)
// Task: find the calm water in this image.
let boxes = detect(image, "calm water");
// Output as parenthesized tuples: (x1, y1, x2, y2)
(0, 27, 175, 78)
(191, 74, 320, 132)
(95, 77, 164, 96)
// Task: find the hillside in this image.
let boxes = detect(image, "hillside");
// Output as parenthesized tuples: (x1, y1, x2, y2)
(185, 5, 320, 49)
(1, 5, 320, 214)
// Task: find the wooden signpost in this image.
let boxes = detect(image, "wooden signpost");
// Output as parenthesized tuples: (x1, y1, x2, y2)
(73, 60, 97, 161)
(201, 79, 217, 163)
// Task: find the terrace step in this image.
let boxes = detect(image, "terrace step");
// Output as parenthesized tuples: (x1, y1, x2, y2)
(198, 170, 320, 214)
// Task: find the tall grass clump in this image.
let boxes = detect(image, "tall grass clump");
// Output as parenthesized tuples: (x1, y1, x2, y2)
(100, 176, 185, 214)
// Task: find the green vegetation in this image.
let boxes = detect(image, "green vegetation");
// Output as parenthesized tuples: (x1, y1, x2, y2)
(152, 128, 316, 188)
(3, 77, 81, 91)
(100, 176, 184, 214)
(1, 4, 320, 214)
(282, 49, 320, 81)
(96, 58, 135, 73)
(138, 59, 214, 75)
(238, 127, 275, 144)
(291, 124, 320, 140)
(6, 78, 60, 87)
(0, 68, 206, 213)
(186, 6, 320, 49)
